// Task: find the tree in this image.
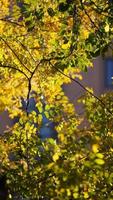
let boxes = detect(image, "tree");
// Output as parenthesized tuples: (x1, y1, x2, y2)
(0, 0, 113, 199)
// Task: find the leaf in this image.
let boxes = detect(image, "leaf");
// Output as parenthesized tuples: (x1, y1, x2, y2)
(61, 42, 70, 49)
(82, 29, 89, 39)
(83, 192, 89, 199)
(66, 189, 71, 196)
(47, 8, 55, 17)
(92, 144, 99, 153)
(73, 192, 79, 199)
(105, 24, 109, 32)
(52, 153, 60, 162)
(95, 158, 105, 165)
(96, 153, 104, 159)
(58, 3, 69, 12)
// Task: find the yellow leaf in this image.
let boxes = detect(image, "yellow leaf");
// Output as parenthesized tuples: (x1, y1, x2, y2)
(20, 160, 28, 171)
(92, 144, 99, 153)
(60, 188, 65, 193)
(96, 153, 104, 159)
(52, 153, 59, 162)
(66, 189, 71, 196)
(59, 133, 65, 142)
(105, 24, 109, 32)
(84, 192, 89, 199)
(73, 192, 79, 199)
(61, 42, 70, 49)
(47, 162, 54, 169)
(8, 194, 12, 199)
(95, 158, 105, 165)
(82, 29, 89, 39)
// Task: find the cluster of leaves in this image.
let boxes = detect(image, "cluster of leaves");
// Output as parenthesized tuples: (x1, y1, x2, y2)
(0, 0, 113, 199)
(1, 92, 113, 199)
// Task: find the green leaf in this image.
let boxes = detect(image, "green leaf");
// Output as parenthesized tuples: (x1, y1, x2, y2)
(47, 8, 55, 17)
(58, 3, 69, 12)
(96, 153, 104, 159)
(95, 158, 105, 165)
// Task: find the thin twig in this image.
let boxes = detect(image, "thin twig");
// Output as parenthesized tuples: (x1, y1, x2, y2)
(80, 0, 113, 60)
(0, 18, 24, 27)
(31, 60, 43, 78)
(80, 0, 99, 31)
(16, 39, 36, 63)
(0, 37, 32, 74)
(49, 61, 112, 115)
(0, 63, 29, 79)
(26, 79, 32, 115)
(70, 3, 79, 52)
(25, 59, 43, 113)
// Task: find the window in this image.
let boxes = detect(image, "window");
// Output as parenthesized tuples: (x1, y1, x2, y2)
(105, 58, 113, 87)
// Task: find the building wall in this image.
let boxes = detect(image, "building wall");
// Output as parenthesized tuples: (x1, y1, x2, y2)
(63, 56, 113, 110)
(63, 56, 113, 127)
(64, 56, 104, 101)
(0, 111, 13, 135)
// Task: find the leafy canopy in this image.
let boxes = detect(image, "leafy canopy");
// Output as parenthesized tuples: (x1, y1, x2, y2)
(0, 0, 113, 199)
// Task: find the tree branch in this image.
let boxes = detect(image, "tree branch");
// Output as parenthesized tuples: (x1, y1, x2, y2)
(26, 79, 32, 115)
(49, 61, 112, 115)
(0, 18, 24, 27)
(80, 0, 113, 56)
(0, 37, 32, 74)
(16, 39, 36, 63)
(0, 63, 29, 79)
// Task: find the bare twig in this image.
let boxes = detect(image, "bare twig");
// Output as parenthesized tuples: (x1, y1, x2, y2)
(80, 0, 100, 31)
(49, 61, 112, 115)
(0, 18, 24, 27)
(26, 79, 32, 115)
(70, 3, 79, 53)
(0, 37, 32, 74)
(0, 63, 29, 79)
(16, 39, 36, 63)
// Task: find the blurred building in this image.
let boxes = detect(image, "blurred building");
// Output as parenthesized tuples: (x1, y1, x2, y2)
(64, 56, 113, 114)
